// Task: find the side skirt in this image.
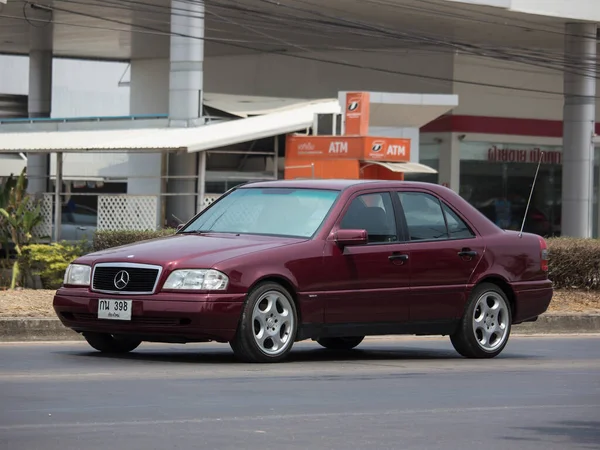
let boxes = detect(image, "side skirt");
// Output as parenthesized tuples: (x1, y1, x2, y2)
(296, 320, 459, 341)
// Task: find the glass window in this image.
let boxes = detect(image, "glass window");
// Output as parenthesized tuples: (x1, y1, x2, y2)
(442, 203, 474, 239)
(339, 192, 397, 243)
(459, 142, 563, 237)
(398, 192, 448, 241)
(61, 204, 97, 226)
(182, 187, 340, 238)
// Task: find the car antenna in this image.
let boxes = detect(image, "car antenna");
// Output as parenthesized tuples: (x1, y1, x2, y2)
(519, 151, 544, 238)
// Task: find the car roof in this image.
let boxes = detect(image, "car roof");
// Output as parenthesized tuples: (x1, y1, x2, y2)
(240, 179, 447, 192)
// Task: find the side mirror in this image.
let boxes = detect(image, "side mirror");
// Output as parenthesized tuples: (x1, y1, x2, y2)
(334, 229, 368, 247)
(176, 224, 185, 232)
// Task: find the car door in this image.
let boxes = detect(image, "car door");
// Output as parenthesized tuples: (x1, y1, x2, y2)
(59, 208, 77, 242)
(394, 190, 485, 322)
(322, 190, 411, 324)
(71, 205, 98, 242)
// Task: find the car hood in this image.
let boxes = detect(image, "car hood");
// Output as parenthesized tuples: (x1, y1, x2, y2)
(79, 233, 303, 268)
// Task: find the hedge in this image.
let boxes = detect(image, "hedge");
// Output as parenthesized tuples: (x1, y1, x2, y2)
(20, 241, 92, 289)
(93, 229, 176, 252)
(546, 238, 600, 290)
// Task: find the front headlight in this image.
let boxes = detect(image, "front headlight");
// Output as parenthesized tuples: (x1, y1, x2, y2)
(63, 264, 91, 286)
(163, 269, 229, 290)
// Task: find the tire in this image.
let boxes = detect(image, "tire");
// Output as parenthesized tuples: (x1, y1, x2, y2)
(230, 282, 298, 363)
(83, 332, 142, 353)
(450, 282, 512, 359)
(317, 336, 364, 350)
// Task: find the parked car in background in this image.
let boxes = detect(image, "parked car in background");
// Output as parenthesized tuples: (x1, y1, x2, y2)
(59, 203, 97, 243)
(0, 203, 97, 259)
(54, 180, 553, 363)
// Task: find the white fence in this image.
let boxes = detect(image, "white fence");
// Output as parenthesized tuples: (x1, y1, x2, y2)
(97, 196, 159, 231)
(32, 194, 53, 239)
(31, 193, 223, 238)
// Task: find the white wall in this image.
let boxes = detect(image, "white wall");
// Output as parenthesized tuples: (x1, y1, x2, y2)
(126, 58, 168, 196)
(443, 0, 600, 22)
(129, 58, 169, 115)
(203, 49, 596, 123)
(0, 55, 131, 178)
(0, 55, 130, 116)
(0, 55, 28, 95)
(510, 0, 600, 22)
(453, 53, 600, 120)
(204, 49, 455, 98)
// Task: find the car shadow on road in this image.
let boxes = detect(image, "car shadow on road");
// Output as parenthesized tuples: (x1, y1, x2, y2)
(63, 344, 539, 365)
(502, 420, 600, 449)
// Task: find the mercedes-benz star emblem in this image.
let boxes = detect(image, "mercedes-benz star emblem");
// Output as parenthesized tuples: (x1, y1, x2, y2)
(113, 270, 130, 290)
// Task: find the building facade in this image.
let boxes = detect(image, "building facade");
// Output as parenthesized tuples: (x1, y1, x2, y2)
(0, 0, 599, 238)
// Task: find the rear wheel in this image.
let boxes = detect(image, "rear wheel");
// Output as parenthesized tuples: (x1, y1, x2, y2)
(450, 283, 512, 358)
(230, 282, 298, 363)
(317, 336, 364, 350)
(83, 332, 142, 353)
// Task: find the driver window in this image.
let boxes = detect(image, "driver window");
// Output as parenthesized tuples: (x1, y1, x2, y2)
(339, 192, 397, 243)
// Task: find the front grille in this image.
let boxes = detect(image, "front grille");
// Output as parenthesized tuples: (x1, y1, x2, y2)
(92, 264, 161, 294)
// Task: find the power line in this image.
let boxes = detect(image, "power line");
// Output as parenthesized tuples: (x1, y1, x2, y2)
(3, 0, 598, 97)
(252, 0, 599, 77)
(54, 0, 599, 75)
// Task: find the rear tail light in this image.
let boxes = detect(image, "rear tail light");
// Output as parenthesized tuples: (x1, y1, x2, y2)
(539, 236, 549, 272)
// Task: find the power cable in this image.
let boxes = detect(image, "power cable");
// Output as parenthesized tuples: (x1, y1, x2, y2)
(251, 0, 599, 77)
(3, 0, 599, 97)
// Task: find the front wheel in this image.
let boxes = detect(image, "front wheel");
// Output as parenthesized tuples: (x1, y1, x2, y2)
(83, 332, 142, 353)
(450, 283, 512, 358)
(230, 282, 298, 363)
(317, 336, 364, 350)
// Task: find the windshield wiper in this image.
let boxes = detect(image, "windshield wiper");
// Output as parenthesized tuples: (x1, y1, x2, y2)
(178, 229, 212, 234)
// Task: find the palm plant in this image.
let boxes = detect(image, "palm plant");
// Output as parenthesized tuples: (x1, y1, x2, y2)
(0, 168, 44, 289)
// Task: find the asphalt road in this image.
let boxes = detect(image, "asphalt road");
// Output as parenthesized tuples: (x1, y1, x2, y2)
(0, 335, 599, 450)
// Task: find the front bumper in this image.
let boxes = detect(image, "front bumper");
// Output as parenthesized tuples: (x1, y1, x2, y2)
(53, 287, 246, 343)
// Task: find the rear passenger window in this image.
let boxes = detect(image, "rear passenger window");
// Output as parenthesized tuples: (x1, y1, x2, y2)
(397, 192, 448, 241)
(397, 192, 475, 241)
(442, 203, 475, 239)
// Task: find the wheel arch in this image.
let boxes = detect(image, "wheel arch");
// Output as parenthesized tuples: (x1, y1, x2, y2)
(474, 276, 517, 320)
(247, 275, 302, 324)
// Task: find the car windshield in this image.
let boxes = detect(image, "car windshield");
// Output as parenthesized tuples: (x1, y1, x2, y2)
(182, 187, 340, 238)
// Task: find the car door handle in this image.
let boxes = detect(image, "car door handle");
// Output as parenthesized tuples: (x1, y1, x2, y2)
(389, 254, 409, 262)
(458, 249, 478, 258)
(77, 227, 87, 230)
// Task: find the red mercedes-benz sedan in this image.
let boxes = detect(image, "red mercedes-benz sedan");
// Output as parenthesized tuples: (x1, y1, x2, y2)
(53, 179, 553, 363)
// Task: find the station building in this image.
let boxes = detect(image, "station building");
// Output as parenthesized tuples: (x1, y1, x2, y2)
(0, 0, 599, 238)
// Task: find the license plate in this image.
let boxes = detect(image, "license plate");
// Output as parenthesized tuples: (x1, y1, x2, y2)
(98, 299, 132, 321)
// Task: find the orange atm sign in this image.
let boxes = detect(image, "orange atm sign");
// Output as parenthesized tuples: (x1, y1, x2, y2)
(286, 135, 411, 162)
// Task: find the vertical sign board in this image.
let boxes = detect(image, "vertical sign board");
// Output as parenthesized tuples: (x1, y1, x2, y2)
(344, 92, 370, 136)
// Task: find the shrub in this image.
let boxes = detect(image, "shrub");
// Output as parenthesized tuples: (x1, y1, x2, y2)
(546, 238, 600, 290)
(0, 167, 45, 289)
(20, 241, 92, 289)
(93, 229, 176, 252)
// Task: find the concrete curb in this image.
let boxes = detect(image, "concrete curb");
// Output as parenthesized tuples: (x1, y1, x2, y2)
(1, 314, 599, 342)
(0, 318, 82, 342)
(511, 313, 600, 335)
